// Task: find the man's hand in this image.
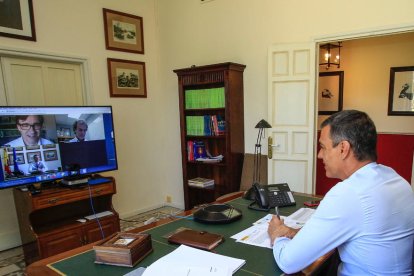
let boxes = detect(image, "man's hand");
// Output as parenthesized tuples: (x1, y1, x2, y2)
(267, 215, 299, 245)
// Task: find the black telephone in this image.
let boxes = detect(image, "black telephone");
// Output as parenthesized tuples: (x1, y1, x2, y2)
(249, 183, 296, 211)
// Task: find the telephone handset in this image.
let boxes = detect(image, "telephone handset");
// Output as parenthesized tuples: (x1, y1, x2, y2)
(248, 183, 296, 212)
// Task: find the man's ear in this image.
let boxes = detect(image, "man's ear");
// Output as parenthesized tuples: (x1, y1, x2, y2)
(340, 140, 352, 159)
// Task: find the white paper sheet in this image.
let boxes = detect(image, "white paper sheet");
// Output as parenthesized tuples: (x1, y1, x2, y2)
(231, 208, 316, 249)
(141, 245, 245, 276)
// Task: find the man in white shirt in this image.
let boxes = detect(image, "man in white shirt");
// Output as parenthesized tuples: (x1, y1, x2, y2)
(68, 120, 88, 142)
(5, 115, 53, 147)
(28, 154, 47, 174)
(268, 110, 414, 275)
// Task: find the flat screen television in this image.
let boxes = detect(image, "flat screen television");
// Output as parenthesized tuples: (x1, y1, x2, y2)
(0, 106, 118, 189)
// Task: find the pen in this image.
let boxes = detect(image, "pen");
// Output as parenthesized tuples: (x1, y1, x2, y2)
(275, 206, 280, 219)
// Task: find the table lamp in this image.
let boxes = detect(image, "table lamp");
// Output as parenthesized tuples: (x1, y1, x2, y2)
(243, 119, 272, 200)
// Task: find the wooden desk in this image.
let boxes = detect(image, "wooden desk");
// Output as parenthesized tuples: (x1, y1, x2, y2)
(27, 192, 334, 276)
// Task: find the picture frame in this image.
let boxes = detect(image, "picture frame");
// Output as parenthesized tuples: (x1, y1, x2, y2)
(388, 66, 414, 116)
(27, 151, 41, 163)
(107, 58, 147, 98)
(42, 144, 56, 149)
(103, 8, 144, 54)
(8, 153, 25, 165)
(0, 0, 36, 41)
(318, 71, 344, 115)
(43, 150, 58, 161)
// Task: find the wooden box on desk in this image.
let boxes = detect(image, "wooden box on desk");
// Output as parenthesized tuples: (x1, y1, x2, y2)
(93, 232, 153, 267)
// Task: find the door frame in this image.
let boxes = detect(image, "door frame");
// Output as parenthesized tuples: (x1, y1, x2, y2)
(0, 45, 93, 105)
(312, 23, 414, 193)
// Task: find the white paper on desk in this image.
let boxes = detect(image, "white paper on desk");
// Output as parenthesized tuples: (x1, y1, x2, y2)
(231, 208, 316, 249)
(141, 245, 245, 276)
(284, 208, 315, 227)
(231, 224, 272, 249)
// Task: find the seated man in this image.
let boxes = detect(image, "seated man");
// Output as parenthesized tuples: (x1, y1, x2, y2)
(28, 154, 47, 174)
(268, 110, 414, 275)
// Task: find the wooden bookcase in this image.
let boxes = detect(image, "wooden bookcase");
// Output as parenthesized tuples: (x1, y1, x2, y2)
(13, 177, 120, 264)
(174, 62, 245, 210)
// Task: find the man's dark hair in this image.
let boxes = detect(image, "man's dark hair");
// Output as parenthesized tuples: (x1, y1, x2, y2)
(72, 120, 88, 131)
(321, 110, 377, 161)
(15, 115, 44, 125)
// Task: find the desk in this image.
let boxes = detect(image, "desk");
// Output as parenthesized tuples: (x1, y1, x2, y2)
(27, 192, 332, 276)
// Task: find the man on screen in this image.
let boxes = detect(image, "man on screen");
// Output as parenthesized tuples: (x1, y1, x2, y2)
(68, 120, 88, 142)
(5, 115, 53, 147)
(28, 154, 47, 174)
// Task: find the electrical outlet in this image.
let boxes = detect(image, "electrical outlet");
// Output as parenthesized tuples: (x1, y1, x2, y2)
(166, 195, 172, 203)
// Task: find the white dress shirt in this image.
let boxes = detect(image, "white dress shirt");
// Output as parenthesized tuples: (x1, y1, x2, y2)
(273, 162, 414, 275)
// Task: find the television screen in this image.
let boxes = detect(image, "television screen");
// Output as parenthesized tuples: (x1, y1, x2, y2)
(0, 106, 118, 189)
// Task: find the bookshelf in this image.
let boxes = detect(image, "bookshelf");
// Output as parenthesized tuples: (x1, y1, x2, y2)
(174, 62, 245, 210)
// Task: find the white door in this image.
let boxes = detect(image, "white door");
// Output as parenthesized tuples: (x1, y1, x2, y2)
(0, 57, 84, 105)
(0, 56, 86, 251)
(267, 43, 316, 194)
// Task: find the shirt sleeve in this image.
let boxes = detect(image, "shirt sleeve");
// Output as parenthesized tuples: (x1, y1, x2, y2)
(273, 183, 362, 274)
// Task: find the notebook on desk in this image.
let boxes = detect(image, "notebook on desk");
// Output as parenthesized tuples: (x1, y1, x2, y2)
(167, 229, 223, 251)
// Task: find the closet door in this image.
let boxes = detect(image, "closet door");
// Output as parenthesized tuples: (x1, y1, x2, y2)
(0, 57, 84, 105)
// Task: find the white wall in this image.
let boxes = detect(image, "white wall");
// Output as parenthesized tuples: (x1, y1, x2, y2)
(1, 0, 414, 250)
(0, 0, 180, 250)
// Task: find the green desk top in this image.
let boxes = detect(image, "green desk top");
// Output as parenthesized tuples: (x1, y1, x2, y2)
(50, 194, 319, 276)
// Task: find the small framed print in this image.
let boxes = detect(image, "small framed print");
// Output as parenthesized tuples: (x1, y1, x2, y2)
(0, 0, 36, 41)
(43, 150, 58, 161)
(27, 151, 41, 163)
(318, 71, 344, 115)
(103, 8, 144, 54)
(388, 66, 414, 116)
(42, 144, 56, 149)
(8, 153, 25, 165)
(107, 58, 147, 98)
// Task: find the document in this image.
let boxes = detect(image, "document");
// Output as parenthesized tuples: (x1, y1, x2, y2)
(141, 245, 245, 276)
(231, 208, 315, 249)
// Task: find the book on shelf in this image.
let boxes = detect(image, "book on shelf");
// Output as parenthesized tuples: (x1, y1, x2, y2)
(185, 87, 225, 109)
(186, 115, 225, 136)
(188, 177, 214, 188)
(93, 232, 153, 267)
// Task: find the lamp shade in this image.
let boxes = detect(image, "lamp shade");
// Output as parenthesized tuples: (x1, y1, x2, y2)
(255, 119, 271, 129)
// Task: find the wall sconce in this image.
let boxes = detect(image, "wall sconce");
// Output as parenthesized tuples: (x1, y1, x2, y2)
(319, 42, 342, 70)
(243, 119, 272, 200)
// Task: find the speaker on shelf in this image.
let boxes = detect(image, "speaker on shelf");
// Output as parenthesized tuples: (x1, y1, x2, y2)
(193, 203, 242, 224)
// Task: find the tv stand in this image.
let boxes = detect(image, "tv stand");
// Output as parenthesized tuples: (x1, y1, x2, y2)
(13, 176, 120, 265)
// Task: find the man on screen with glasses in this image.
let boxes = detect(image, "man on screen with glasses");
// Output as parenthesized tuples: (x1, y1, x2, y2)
(5, 115, 53, 147)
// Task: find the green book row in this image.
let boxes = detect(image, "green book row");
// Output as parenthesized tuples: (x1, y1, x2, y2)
(185, 87, 225, 109)
(186, 115, 225, 136)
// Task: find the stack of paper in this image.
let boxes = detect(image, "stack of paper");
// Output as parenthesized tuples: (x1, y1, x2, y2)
(142, 245, 245, 276)
(231, 208, 316, 249)
(188, 177, 214, 188)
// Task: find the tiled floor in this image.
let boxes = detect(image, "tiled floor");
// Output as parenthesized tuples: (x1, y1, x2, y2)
(0, 206, 182, 276)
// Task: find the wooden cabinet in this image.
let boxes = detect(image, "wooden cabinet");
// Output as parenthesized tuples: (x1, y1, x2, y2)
(174, 63, 245, 210)
(13, 177, 120, 264)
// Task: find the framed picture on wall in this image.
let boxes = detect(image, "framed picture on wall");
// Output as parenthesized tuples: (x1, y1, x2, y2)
(107, 58, 147, 98)
(103, 8, 144, 54)
(8, 153, 25, 165)
(318, 71, 344, 115)
(0, 0, 36, 41)
(27, 151, 41, 163)
(388, 66, 414, 116)
(43, 150, 58, 161)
